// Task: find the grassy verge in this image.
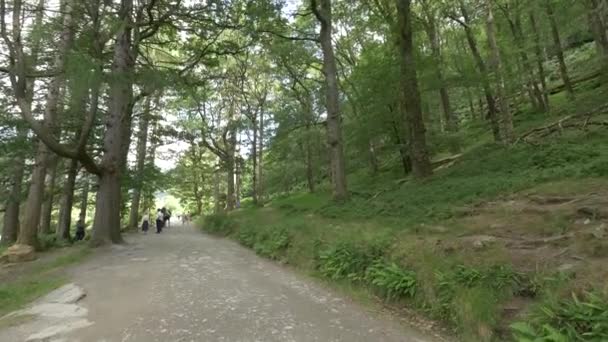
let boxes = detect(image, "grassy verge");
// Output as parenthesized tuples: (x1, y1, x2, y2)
(0, 246, 91, 317)
(199, 125, 608, 341)
(200, 79, 608, 340)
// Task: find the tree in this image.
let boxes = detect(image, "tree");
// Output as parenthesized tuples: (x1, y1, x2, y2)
(128, 95, 153, 229)
(485, 0, 514, 144)
(545, 0, 574, 98)
(419, 0, 456, 132)
(450, 0, 501, 142)
(1, 0, 77, 248)
(396, 0, 432, 178)
(56, 160, 79, 241)
(311, 0, 348, 200)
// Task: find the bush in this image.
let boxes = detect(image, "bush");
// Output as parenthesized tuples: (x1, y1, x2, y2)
(511, 291, 608, 341)
(201, 213, 237, 236)
(432, 264, 522, 325)
(317, 241, 384, 281)
(252, 226, 291, 260)
(37, 233, 69, 251)
(237, 224, 257, 248)
(365, 260, 417, 300)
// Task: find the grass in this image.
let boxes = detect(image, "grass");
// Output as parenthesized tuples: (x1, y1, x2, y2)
(200, 128, 608, 340)
(197, 57, 608, 340)
(0, 246, 91, 317)
(0, 277, 65, 317)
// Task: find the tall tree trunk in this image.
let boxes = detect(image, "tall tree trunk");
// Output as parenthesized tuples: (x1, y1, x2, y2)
(466, 87, 477, 119)
(16, 0, 75, 248)
(195, 196, 203, 216)
(128, 96, 151, 229)
(56, 159, 79, 241)
(1, 155, 25, 245)
(142, 118, 159, 216)
(213, 166, 221, 213)
(517, 17, 547, 112)
(458, 0, 501, 142)
(225, 111, 237, 211)
(312, 0, 348, 200)
(39, 158, 59, 235)
(424, 14, 456, 132)
(79, 176, 89, 223)
(251, 111, 258, 205)
(1, 0, 44, 246)
(397, 0, 432, 178)
(529, 12, 550, 108)
(91, 0, 134, 245)
(305, 125, 315, 193)
(391, 119, 411, 175)
(192, 164, 203, 215)
(226, 160, 235, 211)
(508, 14, 547, 112)
(258, 106, 264, 204)
(545, 0, 574, 98)
(486, 0, 514, 145)
(587, 0, 608, 77)
(235, 158, 241, 206)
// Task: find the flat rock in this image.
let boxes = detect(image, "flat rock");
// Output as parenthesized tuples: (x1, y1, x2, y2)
(41, 283, 86, 304)
(25, 319, 93, 342)
(23, 303, 88, 319)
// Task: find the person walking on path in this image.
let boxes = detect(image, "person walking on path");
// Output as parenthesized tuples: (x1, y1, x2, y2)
(141, 214, 149, 234)
(156, 209, 164, 234)
(164, 209, 171, 228)
(75, 219, 86, 241)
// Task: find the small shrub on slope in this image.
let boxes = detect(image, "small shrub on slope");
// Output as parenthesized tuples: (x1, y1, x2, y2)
(201, 214, 237, 236)
(317, 241, 383, 281)
(253, 226, 291, 260)
(511, 291, 608, 342)
(365, 260, 417, 300)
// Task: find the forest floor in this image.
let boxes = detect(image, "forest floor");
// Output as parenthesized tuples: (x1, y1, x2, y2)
(212, 177, 608, 338)
(0, 225, 440, 342)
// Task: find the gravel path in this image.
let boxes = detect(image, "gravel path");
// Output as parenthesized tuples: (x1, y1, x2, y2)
(1, 225, 437, 342)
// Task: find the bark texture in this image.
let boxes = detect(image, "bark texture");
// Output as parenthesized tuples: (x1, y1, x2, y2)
(91, 0, 134, 245)
(396, 0, 432, 178)
(529, 12, 550, 108)
(15, 0, 75, 248)
(1, 156, 25, 245)
(56, 159, 79, 241)
(457, 0, 501, 142)
(312, 0, 348, 200)
(545, 0, 574, 98)
(79, 177, 89, 223)
(486, 0, 514, 144)
(128, 96, 151, 229)
(39, 158, 59, 235)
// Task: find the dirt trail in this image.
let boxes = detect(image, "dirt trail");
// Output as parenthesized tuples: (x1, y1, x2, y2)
(1, 225, 437, 342)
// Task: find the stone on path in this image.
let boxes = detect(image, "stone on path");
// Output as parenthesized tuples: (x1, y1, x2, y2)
(3, 283, 92, 342)
(26, 319, 93, 342)
(43, 283, 87, 304)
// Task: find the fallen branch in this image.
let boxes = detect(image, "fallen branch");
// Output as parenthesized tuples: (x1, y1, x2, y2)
(432, 153, 462, 169)
(516, 103, 608, 144)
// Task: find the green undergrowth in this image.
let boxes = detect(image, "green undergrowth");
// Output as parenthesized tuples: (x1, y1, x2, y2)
(200, 210, 539, 340)
(201, 196, 607, 341)
(511, 291, 608, 341)
(199, 85, 608, 340)
(0, 246, 91, 317)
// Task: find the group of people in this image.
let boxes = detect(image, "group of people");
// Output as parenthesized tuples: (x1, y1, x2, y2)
(141, 207, 171, 234)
